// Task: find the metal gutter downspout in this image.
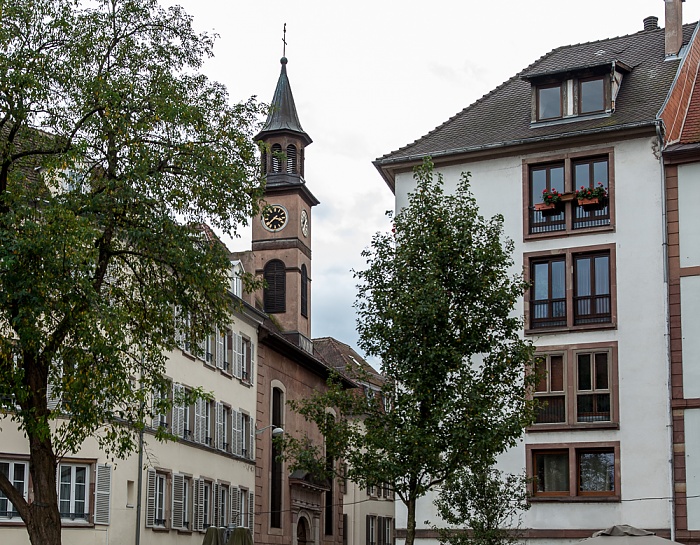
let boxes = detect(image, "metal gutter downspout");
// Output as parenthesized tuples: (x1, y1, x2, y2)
(656, 118, 676, 542)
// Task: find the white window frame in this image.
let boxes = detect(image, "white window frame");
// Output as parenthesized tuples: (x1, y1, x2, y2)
(155, 473, 166, 527)
(58, 463, 90, 521)
(0, 460, 28, 520)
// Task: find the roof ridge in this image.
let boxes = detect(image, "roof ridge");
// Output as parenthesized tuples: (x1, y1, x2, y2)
(375, 24, 693, 163)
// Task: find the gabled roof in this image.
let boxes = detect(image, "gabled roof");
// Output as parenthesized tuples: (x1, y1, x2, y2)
(255, 57, 312, 146)
(375, 23, 697, 189)
(313, 336, 383, 386)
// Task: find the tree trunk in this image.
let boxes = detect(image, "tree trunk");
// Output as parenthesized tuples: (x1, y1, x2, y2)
(405, 494, 417, 545)
(26, 431, 62, 545)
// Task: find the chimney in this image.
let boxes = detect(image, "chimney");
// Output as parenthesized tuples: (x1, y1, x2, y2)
(665, 0, 684, 56)
(644, 16, 659, 31)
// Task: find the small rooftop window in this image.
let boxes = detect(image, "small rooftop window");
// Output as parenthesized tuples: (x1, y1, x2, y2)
(537, 84, 562, 120)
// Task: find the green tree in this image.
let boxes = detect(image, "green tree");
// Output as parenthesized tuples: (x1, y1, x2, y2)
(0, 1, 264, 544)
(283, 158, 537, 545)
(434, 465, 530, 545)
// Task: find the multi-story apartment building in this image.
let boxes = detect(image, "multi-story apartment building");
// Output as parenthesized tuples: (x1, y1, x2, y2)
(373, 1, 698, 544)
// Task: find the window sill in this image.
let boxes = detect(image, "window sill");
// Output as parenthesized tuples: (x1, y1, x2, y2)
(530, 494, 620, 503)
(525, 322, 616, 336)
(151, 525, 170, 532)
(530, 111, 611, 128)
(527, 422, 619, 433)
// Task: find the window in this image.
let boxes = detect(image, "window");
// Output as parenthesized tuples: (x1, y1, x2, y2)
(219, 485, 228, 527)
(216, 402, 230, 452)
(301, 264, 308, 318)
(0, 460, 27, 519)
(537, 83, 562, 120)
(286, 144, 297, 173)
(324, 449, 334, 535)
(242, 337, 253, 383)
(155, 473, 166, 526)
(579, 77, 605, 114)
(525, 152, 612, 237)
(205, 401, 213, 447)
(240, 488, 248, 529)
(230, 261, 243, 298)
(59, 463, 89, 521)
(151, 386, 169, 431)
(264, 260, 286, 314)
(271, 387, 284, 528)
(271, 143, 282, 173)
(367, 515, 376, 545)
(223, 328, 233, 374)
(531, 345, 617, 429)
(529, 443, 619, 500)
(526, 246, 615, 333)
(171, 474, 190, 530)
(203, 481, 211, 529)
(378, 517, 393, 545)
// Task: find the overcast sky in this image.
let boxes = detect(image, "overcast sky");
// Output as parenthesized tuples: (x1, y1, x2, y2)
(164, 0, 700, 360)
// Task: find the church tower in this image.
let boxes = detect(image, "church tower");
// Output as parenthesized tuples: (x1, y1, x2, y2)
(252, 56, 318, 343)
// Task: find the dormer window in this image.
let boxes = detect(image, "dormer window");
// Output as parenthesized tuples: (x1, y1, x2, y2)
(537, 84, 563, 120)
(579, 77, 605, 114)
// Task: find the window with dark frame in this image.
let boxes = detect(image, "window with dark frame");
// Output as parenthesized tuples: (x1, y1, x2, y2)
(574, 253, 611, 325)
(527, 248, 613, 332)
(576, 352, 611, 423)
(537, 83, 562, 120)
(533, 446, 616, 497)
(579, 77, 605, 114)
(270, 387, 284, 528)
(534, 354, 565, 424)
(527, 154, 611, 236)
(530, 257, 566, 329)
(264, 260, 286, 314)
(300, 264, 308, 318)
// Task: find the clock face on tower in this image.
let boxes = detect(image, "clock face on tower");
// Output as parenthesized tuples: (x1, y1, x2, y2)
(262, 204, 288, 232)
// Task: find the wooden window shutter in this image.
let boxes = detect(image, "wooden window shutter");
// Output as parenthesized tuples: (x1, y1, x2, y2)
(286, 144, 297, 173)
(249, 343, 255, 385)
(172, 473, 184, 529)
(230, 486, 240, 527)
(366, 515, 371, 545)
(236, 411, 244, 457)
(216, 402, 224, 451)
(231, 409, 241, 456)
(146, 469, 156, 528)
(263, 260, 286, 313)
(212, 482, 220, 528)
(194, 478, 204, 532)
(216, 328, 225, 369)
(249, 417, 255, 461)
(194, 397, 206, 444)
(248, 491, 255, 532)
(235, 333, 243, 379)
(94, 464, 112, 525)
(378, 517, 385, 545)
(172, 383, 185, 438)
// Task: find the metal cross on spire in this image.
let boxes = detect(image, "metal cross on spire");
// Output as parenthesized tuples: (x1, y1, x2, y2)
(282, 23, 287, 57)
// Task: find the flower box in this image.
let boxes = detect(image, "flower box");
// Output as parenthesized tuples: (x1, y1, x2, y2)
(577, 196, 606, 211)
(535, 202, 563, 216)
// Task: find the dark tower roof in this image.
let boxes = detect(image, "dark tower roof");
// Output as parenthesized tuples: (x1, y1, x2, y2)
(255, 57, 312, 146)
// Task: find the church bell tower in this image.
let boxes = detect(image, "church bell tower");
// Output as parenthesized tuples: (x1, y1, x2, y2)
(252, 56, 318, 342)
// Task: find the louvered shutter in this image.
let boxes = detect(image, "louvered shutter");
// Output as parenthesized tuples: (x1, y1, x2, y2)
(249, 417, 255, 461)
(231, 409, 241, 456)
(174, 306, 184, 349)
(216, 328, 225, 369)
(248, 491, 254, 532)
(366, 515, 371, 545)
(173, 384, 185, 437)
(94, 464, 112, 525)
(194, 478, 204, 532)
(194, 397, 206, 443)
(146, 469, 156, 528)
(231, 486, 240, 526)
(236, 411, 244, 456)
(225, 330, 233, 373)
(249, 343, 255, 385)
(172, 473, 184, 529)
(378, 517, 385, 545)
(46, 360, 62, 411)
(216, 402, 224, 451)
(213, 482, 220, 528)
(235, 333, 243, 379)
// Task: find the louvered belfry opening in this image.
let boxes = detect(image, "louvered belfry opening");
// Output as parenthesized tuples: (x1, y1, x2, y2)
(271, 143, 283, 173)
(264, 260, 286, 313)
(286, 144, 297, 174)
(261, 150, 267, 175)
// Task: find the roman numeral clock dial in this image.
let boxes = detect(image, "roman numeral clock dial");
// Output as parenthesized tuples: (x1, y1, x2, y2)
(262, 204, 288, 232)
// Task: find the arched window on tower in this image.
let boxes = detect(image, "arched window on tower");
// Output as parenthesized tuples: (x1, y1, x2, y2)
(264, 260, 286, 313)
(271, 143, 282, 173)
(300, 264, 308, 318)
(286, 144, 297, 174)
(261, 150, 267, 175)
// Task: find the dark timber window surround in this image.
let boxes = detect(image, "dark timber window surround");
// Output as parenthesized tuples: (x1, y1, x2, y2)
(525, 244, 616, 334)
(300, 264, 308, 318)
(524, 150, 613, 239)
(530, 343, 618, 430)
(263, 260, 286, 314)
(537, 83, 562, 120)
(527, 442, 620, 501)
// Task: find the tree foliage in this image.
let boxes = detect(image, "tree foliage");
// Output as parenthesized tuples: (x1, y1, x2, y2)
(434, 465, 530, 545)
(0, 1, 264, 543)
(283, 158, 537, 545)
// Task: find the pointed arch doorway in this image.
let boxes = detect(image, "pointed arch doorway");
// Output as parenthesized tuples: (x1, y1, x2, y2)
(297, 516, 310, 545)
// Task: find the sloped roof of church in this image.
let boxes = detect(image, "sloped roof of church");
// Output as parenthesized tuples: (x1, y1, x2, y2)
(255, 57, 312, 146)
(313, 337, 383, 386)
(375, 23, 697, 188)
